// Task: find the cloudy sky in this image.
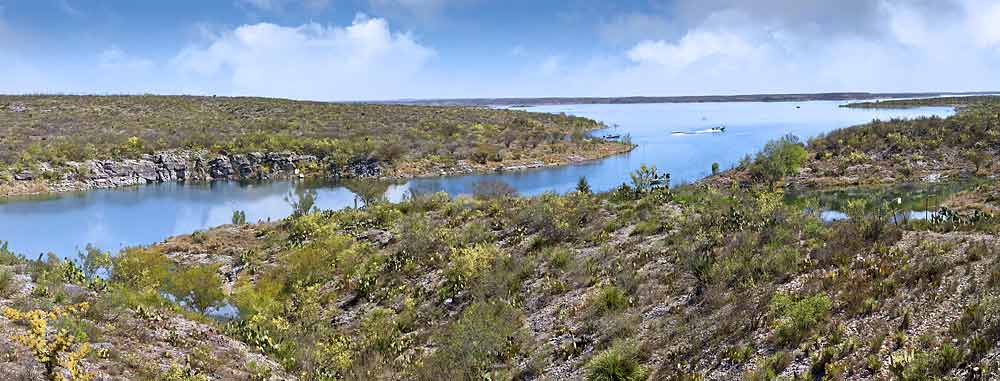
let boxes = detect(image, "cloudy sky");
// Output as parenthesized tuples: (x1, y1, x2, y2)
(2, 0, 999, 100)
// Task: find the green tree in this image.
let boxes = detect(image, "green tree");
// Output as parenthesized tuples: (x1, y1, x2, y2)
(711, 162, 720, 175)
(629, 164, 659, 194)
(344, 179, 390, 207)
(232, 209, 247, 225)
(76, 244, 112, 279)
(576, 176, 592, 194)
(752, 135, 808, 188)
(285, 185, 318, 216)
(165, 264, 225, 314)
(111, 247, 169, 291)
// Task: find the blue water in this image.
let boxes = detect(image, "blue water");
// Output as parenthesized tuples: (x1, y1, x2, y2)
(0, 101, 954, 257)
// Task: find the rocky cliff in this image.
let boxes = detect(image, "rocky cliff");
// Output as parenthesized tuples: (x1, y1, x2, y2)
(4, 150, 385, 195)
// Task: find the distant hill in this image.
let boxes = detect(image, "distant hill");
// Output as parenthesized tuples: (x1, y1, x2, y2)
(385, 91, 1000, 107)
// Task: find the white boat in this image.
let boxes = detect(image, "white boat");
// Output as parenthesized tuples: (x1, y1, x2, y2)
(672, 126, 726, 135)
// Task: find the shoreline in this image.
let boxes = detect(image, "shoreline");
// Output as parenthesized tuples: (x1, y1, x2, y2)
(0, 141, 635, 200)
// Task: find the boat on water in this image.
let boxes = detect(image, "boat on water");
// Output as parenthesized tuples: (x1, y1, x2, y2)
(671, 126, 726, 135)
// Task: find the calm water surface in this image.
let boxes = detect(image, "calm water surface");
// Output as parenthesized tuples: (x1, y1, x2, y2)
(0, 101, 954, 257)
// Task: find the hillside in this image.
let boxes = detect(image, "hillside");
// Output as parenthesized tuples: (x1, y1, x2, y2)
(842, 96, 1000, 109)
(387, 92, 998, 107)
(712, 97, 1000, 189)
(0, 96, 631, 197)
(2, 96, 1000, 380)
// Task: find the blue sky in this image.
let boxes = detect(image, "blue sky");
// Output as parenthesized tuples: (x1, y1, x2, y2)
(2, 0, 1000, 100)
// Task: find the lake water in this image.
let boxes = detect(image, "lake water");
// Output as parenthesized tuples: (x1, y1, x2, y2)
(0, 101, 954, 258)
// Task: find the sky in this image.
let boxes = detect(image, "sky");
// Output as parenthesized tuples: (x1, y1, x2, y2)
(1, 0, 1000, 101)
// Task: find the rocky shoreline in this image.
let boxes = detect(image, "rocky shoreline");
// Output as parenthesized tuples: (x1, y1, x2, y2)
(1, 150, 376, 198)
(1, 142, 635, 198)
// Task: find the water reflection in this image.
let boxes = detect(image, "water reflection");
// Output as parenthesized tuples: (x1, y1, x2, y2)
(791, 179, 989, 223)
(0, 101, 957, 257)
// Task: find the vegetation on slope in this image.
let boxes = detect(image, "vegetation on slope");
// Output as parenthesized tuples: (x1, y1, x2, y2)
(5, 158, 1000, 379)
(0, 95, 629, 183)
(842, 96, 1000, 109)
(715, 98, 1000, 188)
(4, 95, 1000, 380)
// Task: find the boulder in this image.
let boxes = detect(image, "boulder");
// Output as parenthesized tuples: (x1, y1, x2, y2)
(209, 157, 233, 178)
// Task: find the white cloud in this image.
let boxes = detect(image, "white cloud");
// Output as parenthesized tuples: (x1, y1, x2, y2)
(518, 0, 1000, 97)
(598, 12, 675, 45)
(367, 0, 474, 20)
(627, 30, 757, 71)
(171, 15, 435, 100)
(510, 44, 525, 57)
(57, 0, 84, 17)
(238, 0, 331, 12)
(98, 47, 154, 72)
(963, 0, 1000, 48)
(538, 56, 562, 76)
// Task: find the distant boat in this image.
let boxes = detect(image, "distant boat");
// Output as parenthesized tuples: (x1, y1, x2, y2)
(604, 134, 621, 139)
(672, 126, 725, 135)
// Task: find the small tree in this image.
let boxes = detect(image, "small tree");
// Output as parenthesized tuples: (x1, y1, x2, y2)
(165, 264, 225, 314)
(576, 176, 592, 194)
(630, 164, 659, 194)
(752, 135, 808, 188)
(711, 162, 720, 175)
(232, 209, 247, 225)
(76, 244, 111, 279)
(111, 247, 169, 292)
(963, 149, 988, 174)
(472, 179, 517, 200)
(285, 185, 318, 216)
(344, 179, 389, 207)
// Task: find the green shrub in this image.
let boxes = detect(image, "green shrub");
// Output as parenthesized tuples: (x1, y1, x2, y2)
(770, 292, 832, 347)
(585, 341, 647, 381)
(746, 351, 792, 381)
(629, 164, 660, 194)
(0, 241, 21, 266)
(545, 246, 573, 271)
(577, 176, 592, 194)
(76, 244, 112, 279)
(472, 179, 517, 200)
(359, 307, 403, 356)
(232, 210, 247, 225)
(749, 134, 808, 187)
(165, 264, 225, 314)
(443, 244, 498, 295)
(0, 268, 17, 297)
(396, 214, 447, 261)
(417, 300, 526, 380)
(593, 285, 629, 315)
(111, 247, 170, 291)
(285, 186, 318, 216)
(282, 233, 355, 287)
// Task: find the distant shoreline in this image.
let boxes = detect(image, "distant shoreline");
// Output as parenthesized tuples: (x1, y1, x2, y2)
(383, 91, 999, 107)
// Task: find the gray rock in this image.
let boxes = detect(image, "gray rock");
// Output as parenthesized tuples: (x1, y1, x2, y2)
(209, 157, 233, 178)
(7, 103, 27, 113)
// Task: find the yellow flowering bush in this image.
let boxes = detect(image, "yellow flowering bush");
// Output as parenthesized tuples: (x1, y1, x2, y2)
(3, 303, 94, 381)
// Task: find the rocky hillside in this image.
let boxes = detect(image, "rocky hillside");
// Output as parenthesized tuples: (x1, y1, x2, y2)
(3, 96, 1000, 380)
(5, 170, 1000, 379)
(0, 95, 633, 197)
(712, 99, 1000, 189)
